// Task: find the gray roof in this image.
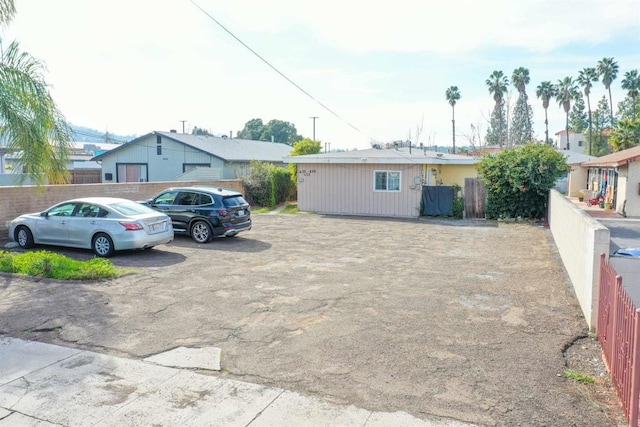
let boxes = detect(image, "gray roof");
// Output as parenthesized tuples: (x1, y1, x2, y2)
(556, 149, 597, 165)
(93, 131, 293, 162)
(285, 147, 479, 165)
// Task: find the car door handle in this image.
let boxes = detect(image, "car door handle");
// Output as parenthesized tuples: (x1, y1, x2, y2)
(60, 221, 67, 225)
(90, 221, 96, 225)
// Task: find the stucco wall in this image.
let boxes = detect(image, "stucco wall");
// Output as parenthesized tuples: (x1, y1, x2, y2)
(548, 189, 610, 330)
(625, 162, 640, 217)
(437, 164, 479, 189)
(567, 166, 589, 197)
(0, 180, 244, 239)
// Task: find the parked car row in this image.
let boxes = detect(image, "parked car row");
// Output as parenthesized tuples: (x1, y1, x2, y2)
(8, 186, 252, 257)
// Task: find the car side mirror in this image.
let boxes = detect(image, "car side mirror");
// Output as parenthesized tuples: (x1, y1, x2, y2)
(40, 212, 48, 217)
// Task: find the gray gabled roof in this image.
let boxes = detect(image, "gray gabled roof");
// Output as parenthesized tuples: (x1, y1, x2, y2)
(284, 147, 479, 165)
(92, 131, 293, 162)
(556, 149, 597, 165)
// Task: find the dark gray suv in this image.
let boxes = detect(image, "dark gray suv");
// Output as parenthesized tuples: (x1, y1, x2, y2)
(142, 186, 251, 243)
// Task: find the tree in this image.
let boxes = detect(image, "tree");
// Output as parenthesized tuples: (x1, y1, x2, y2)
(556, 77, 579, 150)
(569, 96, 588, 133)
(237, 118, 302, 145)
(609, 118, 640, 152)
(0, 0, 15, 23)
(621, 69, 640, 121)
(617, 95, 640, 122)
(477, 143, 569, 219)
(236, 118, 265, 140)
(597, 57, 619, 126)
(577, 67, 598, 155)
(536, 81, 556, 145)
(191, 126, 211, 136)
(288, 138, 321, 180)
(485, 70, 509, 148)
(590, 96, 612, 156)
(261, 119, 302, 146)
(445, 86, 461, 154)
(510, 67, 533, 145)
(0, 0, 72, 184)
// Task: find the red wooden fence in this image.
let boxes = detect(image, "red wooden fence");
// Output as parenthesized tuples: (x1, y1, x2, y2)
(597, 253, 640, 426)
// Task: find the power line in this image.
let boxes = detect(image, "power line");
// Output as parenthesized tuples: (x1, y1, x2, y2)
(189, 1, 377, 144)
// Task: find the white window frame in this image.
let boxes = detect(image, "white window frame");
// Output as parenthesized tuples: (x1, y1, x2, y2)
(374, 170, 401, 192)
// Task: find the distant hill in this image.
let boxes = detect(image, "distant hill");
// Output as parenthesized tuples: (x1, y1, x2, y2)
(70, 124, 137, 144)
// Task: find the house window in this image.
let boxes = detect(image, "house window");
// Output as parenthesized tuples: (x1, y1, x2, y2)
(156, 135, 162, 155)
(116, 163, 148, 182)
(578, 140, 583, 147)
(183, 163, 211, 172)
(374, 171, 401, 192)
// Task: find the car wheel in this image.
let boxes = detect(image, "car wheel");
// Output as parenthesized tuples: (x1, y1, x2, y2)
(93, 233, 115, 257)
(190, 220, 212, 243)
(16, 226, 34, 249)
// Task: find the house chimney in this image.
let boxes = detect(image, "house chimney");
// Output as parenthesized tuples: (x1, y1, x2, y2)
(230, 130, 233, 139)
(170, 129, 177, 133)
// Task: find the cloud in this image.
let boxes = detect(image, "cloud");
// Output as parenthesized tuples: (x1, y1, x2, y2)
(198, 0, 639, 54)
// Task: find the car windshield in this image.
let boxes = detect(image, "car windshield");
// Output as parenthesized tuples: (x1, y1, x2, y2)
(109, 201, 156, 216)
(223, 196, 248, 207)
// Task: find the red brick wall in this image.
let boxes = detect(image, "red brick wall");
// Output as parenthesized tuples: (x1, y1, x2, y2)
(0, 180, 245, 239)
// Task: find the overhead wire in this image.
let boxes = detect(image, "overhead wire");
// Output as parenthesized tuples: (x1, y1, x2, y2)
(189, 0, 378, 145)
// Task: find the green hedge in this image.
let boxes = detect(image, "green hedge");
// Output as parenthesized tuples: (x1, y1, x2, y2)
(242, 161, 296, 208)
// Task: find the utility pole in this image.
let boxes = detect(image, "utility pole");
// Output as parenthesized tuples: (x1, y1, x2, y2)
(179, 120, 187, 134)
(310, 116, 318, 141)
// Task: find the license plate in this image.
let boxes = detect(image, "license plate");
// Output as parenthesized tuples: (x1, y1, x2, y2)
(151, 223, 163, 232)
(237, 210, 246, 217)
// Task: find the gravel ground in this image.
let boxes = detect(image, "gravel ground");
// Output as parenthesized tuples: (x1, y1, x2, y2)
(0, 214, 628, 426)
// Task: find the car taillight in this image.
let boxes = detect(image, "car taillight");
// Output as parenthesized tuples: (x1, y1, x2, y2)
(119, 222, 143, 231)
(218, 209, 229, 216)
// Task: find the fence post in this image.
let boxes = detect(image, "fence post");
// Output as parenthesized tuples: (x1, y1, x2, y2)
(629, 309, 640, 425)
(611, 276, 620, 376)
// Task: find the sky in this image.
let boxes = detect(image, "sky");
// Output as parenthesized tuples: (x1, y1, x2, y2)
(4, 0, 640, 150)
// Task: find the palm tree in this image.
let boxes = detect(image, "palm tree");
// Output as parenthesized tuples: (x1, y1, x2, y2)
(535, 81, 556, 144)
(621, 69, 640, 121)
(577, 67, 598, 155)
(0, 0, 71, 184)
(556, 77, 579, 150)
(445, 86, 461, 154)
(485, 70, 509, 148)
(0, 0, 15, 24)
(609, 118, 640, 152)
(596, 57, 619, 127)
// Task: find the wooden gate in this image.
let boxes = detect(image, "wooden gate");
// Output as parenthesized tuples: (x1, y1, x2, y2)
(464, 178, 486, 219)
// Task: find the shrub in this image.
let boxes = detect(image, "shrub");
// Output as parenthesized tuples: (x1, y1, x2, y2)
(242, 160, 295, 208)
(477, 143, 569, 220)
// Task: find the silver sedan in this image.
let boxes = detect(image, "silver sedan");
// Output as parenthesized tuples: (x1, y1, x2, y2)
(9, 197, 174, 257)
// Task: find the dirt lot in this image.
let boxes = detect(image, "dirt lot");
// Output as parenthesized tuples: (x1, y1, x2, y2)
(0, 214, 626, 426)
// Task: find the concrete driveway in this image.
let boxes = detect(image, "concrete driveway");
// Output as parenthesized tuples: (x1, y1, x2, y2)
(0, 214, 617, 426)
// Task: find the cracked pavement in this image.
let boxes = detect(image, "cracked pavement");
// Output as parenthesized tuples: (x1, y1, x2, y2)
(0, 214, 619, 426)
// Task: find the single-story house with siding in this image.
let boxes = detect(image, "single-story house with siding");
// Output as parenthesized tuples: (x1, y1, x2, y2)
(285, 147, 479, 218)
(92, 130, 293, 183)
